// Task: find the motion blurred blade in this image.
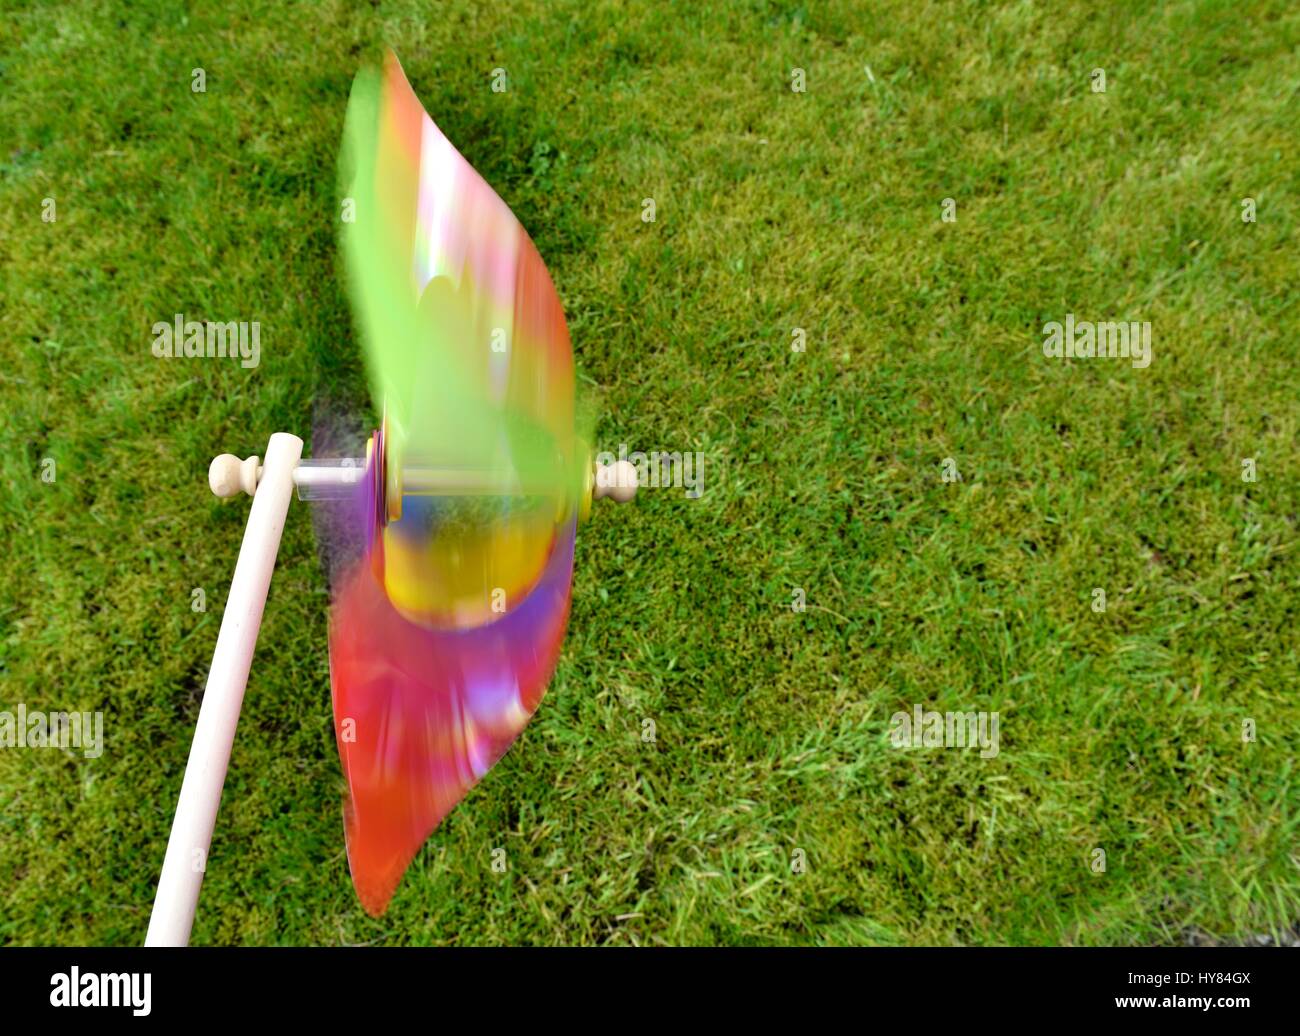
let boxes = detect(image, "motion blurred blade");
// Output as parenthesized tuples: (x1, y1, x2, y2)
(327, 49, 581, 916)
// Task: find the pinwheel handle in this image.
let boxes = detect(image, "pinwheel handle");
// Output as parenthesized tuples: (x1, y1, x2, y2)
(150, 433, 304, 946)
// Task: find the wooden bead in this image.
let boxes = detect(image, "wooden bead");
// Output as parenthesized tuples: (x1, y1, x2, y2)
(209, 454, 261, 497)
(593, 460, 638, 503)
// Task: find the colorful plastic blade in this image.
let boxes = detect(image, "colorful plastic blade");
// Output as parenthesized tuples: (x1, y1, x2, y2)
(328, 50, 580, 916)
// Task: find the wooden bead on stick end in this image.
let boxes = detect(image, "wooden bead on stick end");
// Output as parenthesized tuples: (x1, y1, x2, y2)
(209, 454, 261, 498)
(593, 460, 638, 504)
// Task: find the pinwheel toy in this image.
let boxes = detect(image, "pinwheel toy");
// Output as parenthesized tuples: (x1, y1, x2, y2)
(145, 51, 638, 946)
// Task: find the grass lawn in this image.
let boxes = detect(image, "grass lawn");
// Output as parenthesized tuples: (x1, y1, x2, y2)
(1, 0, 1297, 945)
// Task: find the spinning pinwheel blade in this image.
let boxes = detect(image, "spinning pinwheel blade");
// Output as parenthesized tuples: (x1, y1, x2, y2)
(146, 50, 638, 944)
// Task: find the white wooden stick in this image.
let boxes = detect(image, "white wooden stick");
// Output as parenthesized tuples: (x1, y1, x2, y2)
(145, 432, 303, 947)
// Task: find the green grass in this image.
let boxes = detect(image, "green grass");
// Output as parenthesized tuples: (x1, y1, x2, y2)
(1, 0, 1298, 946)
